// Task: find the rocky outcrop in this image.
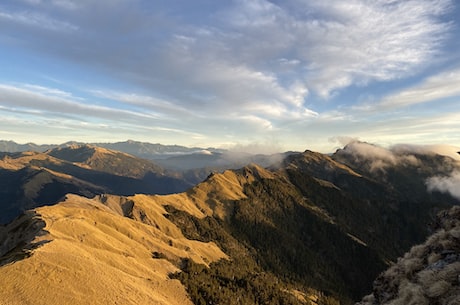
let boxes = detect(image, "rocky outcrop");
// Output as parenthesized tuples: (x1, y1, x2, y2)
(357, 206, 460, 305)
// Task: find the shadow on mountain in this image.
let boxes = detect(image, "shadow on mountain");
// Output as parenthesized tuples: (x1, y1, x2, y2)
(0, 160, 192, 225)
(0, 212, 51, 267)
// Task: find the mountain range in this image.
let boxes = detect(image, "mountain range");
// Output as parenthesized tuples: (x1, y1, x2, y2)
(0, 140, 223, 157)
(0, 140, 459, 304)
(0, 144, 191, 224)
(0, 140, 293, 184)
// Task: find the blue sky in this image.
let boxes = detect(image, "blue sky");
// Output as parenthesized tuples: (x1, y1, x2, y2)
(0, 0, 459, 153)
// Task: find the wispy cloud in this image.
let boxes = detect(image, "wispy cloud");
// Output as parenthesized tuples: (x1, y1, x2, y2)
(0, 0, 457, 150)
(1, 0, 452, 108)
(0, 84, 156, 122)
(356, 68, 460, 112)
(0, 7, 78, 31)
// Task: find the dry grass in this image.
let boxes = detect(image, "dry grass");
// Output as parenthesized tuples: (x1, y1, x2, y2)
(0, 152, 61, 171)
(0, 194, 227, 305)
(357, 206, 460, 305)
(150, 164, 275, 220)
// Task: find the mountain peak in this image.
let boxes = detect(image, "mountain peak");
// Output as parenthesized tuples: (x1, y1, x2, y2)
(46, 144, 164, 178)
(47, 144, 98, 163)
(285, 149, 362, 180)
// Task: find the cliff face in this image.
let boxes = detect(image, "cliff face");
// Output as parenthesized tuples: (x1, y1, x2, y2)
(357, 206, 460, 305)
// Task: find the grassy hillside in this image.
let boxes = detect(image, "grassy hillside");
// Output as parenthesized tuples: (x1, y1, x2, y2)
(0, 147, 192, 224)
(1, 144, 459, 304)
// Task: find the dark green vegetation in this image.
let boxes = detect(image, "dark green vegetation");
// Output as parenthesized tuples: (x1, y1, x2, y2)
(165, 174, 383, 304)
(1, 141, 459, 304)
(164, 144, 459, 304)
(166, 205, 342, 305)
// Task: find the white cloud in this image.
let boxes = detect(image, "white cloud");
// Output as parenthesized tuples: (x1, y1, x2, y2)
(427, 171, 460, 200)
(90, 90, 191, 117)
(0, 84, 156, 122)
(3, 0, 450, 112)
(338, 141, 422, 173)
(356, 68, 460, 112)
(224, 141, 284, 155)
(0, 1, 457, 150)
(297, 0, 453, 97)
(392, 144, 460, 161)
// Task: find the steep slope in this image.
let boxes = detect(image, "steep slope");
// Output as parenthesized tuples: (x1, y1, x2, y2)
(1, 143, 459, 304)
(150, 164, 388, 304)
(357, 206, 460, 305)
(283, 151, 421, 259)
(0, 152, 105, 224)
(0, 147, 192, 224)
(0, 194, 226, 305)
(0, 163, 383, 305)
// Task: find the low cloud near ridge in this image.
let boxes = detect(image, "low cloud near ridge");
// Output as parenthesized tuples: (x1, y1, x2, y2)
(338, 141, 420, 173)
(337, 140, 460, 200)
(426, 171, 460, 200)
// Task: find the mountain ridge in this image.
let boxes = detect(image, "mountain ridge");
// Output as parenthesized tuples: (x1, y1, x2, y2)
(1, 142, 459, 304)
(0, 144, 192, 224)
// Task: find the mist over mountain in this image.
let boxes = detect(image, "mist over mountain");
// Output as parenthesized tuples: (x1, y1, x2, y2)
(97, 140, 226, 159)
(0, 140, 294, 184)
(0, 141, 459, 304)
(0, 144, 192, 224)
(0, 140, 225, 159)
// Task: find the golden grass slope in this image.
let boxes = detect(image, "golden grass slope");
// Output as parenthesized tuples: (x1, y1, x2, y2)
(151, 163, 275, 220)
(0, 194, 227, 305)
(0, 151, 62, 171)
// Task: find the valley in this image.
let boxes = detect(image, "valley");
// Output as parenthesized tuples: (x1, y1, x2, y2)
(0, 141, 459, 304)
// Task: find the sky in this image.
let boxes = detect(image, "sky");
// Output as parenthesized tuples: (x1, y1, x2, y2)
(0, 0, 459, 153)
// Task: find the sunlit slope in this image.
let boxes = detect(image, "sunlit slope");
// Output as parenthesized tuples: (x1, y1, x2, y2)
(0, 146, 192, 224)
(2, 145, 459, 304)
(151, 164, 275, 220)
(46, 144, 165, 178)
(0, 194, 226, 305)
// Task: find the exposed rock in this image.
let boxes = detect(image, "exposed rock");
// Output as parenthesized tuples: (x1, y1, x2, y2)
(356, 206, 460, 305)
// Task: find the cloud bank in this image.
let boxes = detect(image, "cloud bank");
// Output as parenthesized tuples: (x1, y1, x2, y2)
(336, 140, 460, 200)
(337, 141, 421, 173)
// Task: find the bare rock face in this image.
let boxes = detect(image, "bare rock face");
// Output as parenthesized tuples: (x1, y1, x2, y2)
(357, 206, 460, 305)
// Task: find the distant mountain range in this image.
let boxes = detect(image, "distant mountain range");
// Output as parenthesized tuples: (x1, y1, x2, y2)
(0, 144, 191, 224)
(0, 139, 224, 157)
(0, 140, 294, 182)
(0, 141, 459, 304)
